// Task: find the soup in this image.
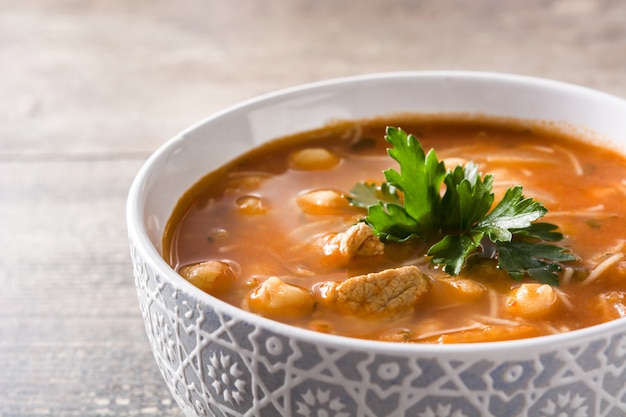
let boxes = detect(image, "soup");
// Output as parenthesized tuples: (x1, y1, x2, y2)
(163, 115, 626, 343)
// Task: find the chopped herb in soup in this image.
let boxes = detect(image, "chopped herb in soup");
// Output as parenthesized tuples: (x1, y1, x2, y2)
(163, 115, 626, 343)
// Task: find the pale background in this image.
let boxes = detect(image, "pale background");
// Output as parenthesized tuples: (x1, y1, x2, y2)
(1, 0, 625, 415)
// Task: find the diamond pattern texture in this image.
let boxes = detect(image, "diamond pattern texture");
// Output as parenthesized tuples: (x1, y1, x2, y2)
(130, 242, 626, 417)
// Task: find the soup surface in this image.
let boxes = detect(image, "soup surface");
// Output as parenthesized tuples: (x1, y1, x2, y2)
(164, 115, 626, 343)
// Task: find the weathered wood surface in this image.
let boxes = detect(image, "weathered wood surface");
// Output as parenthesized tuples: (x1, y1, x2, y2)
(1, 0, 625, 415)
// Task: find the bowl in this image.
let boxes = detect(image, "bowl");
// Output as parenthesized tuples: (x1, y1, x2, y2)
(127, 72, 626, 416)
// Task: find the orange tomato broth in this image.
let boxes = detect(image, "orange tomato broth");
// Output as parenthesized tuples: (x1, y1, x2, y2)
(163, 114, 626, 343)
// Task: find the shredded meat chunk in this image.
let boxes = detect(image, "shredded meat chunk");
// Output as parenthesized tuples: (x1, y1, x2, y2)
(320, 265, 431, 317)
(322, 222, 384, 258)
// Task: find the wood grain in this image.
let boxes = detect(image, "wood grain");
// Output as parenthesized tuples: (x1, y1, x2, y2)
(1, 0, 625, 415)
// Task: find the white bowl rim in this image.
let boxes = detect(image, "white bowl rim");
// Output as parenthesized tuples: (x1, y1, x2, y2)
(127, 70, 626, 356)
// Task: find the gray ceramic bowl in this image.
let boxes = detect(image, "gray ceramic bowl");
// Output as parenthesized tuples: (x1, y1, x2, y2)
(127, 72, 626, 417)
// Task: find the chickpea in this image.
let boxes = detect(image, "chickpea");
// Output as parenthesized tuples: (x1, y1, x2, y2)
(597, 291, 626, 320)
(505, 283, 559, 319)
(232, 174, 267, 189)
(289, 148, 340, 170)
(247, 276, 315, 318)
(224, 174, 268, 195)
(236, 195, 266, 215)
(444, 278, 486, 300)
(178, 260, 237, 295)
(295, 189, 349, 215)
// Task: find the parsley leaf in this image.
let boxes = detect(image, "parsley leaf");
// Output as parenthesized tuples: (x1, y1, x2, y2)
(476, 185, 547, 242)
(496, 241, 576, 285)
(428, 232, 484, 276)
(348, 126, 576, 285)
(365, 202, 420, 242)
(383, 127, 446, 234)
(440, 162, 494, 232)
(512, 222, 564, 241)
(347, 182, 400, 209)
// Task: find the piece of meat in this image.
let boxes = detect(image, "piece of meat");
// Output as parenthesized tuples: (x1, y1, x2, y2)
(322, 222, 384, 259)
(319, 265, 431, 318)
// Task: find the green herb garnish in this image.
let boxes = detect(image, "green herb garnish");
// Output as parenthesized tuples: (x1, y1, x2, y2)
(348, 127, 576, 285)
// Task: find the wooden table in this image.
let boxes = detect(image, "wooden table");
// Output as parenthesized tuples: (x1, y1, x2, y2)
(1, 0, 625, 415)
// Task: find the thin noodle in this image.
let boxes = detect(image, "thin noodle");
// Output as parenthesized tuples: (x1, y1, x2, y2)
(542, 323, 564, 334)
(485, 156, 559, 164)
(525, 145, 555, 154)
(493, 180, 526, 187)
(553, 288, 574, 311)
(473, 315, 525, 327)
(415, 322, 486, 340)
(287, 218, 346, 239)
(340, 124, 363, 142)
(583, 253, 624, 284)
(488, 289, 499, 317)
(548, 204, 606, 217)
(555, 145, 584, 176)
(438, 145, 486, 155)
(560, 267, 575, 286)
(610, 240, 626, 253)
